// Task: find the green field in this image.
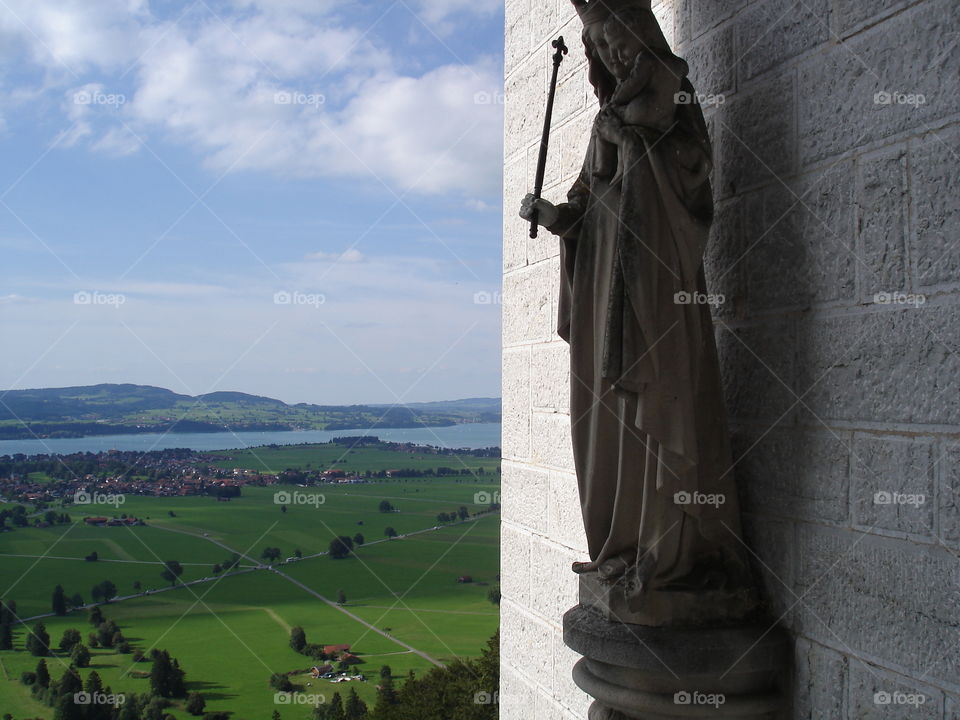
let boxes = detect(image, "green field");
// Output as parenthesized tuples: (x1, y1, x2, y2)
(0, 466, 501, 718)
(211, 442, 501, 475)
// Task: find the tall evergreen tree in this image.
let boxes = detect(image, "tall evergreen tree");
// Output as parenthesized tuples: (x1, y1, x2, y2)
(25, 622, 50, 656)
(88, 606, 104, 626)
(34, 659, 50, 688)
(344, 688, 367, 719)
(51, 585, 67, 616)
(0, 622, 12, 650)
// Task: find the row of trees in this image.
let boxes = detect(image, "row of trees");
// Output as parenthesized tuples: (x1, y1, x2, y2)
(308, 634, 498, 720)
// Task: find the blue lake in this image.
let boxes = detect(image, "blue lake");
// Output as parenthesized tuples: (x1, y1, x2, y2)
(0, 422, 502, 457)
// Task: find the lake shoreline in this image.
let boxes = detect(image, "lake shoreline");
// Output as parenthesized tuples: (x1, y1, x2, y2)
(0, 422, 503, 457)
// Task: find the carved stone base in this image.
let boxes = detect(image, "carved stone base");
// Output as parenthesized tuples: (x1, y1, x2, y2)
(579, 572, 760, 628)
(563, 605, 789, 719)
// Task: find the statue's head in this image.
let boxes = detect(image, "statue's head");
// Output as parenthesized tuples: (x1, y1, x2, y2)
(572, 0, 672, 101)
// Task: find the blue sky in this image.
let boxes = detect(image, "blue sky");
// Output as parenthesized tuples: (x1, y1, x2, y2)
(0, 0, 505, 405)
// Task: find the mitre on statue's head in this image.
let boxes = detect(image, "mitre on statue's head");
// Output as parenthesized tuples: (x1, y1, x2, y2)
(571, 0, 653, 26)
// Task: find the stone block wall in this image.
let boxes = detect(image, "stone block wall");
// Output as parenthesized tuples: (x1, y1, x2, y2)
(501, 0, 960, 718)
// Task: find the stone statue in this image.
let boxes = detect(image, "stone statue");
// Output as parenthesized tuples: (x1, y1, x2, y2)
(520, 0, 758, 627)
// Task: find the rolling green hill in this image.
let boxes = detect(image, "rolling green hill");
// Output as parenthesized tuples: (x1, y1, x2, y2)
(0, 384, 501, 440)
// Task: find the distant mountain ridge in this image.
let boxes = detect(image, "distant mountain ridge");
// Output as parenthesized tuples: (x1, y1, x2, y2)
(0, 384, 501, 440)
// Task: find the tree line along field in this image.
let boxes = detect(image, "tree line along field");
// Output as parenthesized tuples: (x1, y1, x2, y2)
(208, 442, 501, 475)
(0, 453, 501, 719)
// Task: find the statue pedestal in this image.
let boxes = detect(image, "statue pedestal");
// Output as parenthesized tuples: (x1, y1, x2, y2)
(563, 604, 789, 719)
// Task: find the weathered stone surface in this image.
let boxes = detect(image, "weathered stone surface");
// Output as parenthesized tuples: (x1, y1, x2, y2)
(832, 0, 915, 39)
(742, 514, 796, 626)
(505, 0, 530, 78)
(910, 125, 960, 291)
(690, 0, 745, 39)
(738, 0, 830, 80)
(505, 55, 544, 161)
(734, 430, 850, 524)
(501, 522, 532, 606)
(939, 442, 960, 549)
(717, 318, 797, 424)
(503, 262, 554, 346)
(503, 462, 549, 533)
(796, 526, 960, 691)
(848, 662, 942, 720)
(715, 74, 795, 197)
(529, 0, 562, 59)
(797, 0, 960, 167)
(502, 347, 530, 461)
(684, 25, 735, 99)
(529, 536, 579, 620)
(558, 109, 593, 182)
(947, 695, 960, 720)
(553, 632, 592, 717)
(851, 435, 935, 538)
(501, 663, 536, 719)
(531, 341, 569, 411)
(858, 147, 909, 300)
(651, 1, 675, 50)
(745, 162, 857, 312)
(531, 410, 574, 471)
(549, 470, 589, 554)
(793, 638, 846, 720)
(703, 195, 745, 319)
(501, 599, 555, 689)
(796, 307, 960, 426)
(504, 155, 528, 270)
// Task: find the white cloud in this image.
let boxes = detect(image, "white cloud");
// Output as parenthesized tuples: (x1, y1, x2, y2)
(414, 0, 502, 32)
(0, 1, 503, 198)
(305, 248, 366, 263)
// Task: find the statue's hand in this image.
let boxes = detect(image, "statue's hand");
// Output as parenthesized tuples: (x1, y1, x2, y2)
(519, 193, 559, 228)
(596, 107, 625, 143)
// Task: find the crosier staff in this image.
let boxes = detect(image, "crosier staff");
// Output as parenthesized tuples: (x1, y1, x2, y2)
(529, 36, 569, 239)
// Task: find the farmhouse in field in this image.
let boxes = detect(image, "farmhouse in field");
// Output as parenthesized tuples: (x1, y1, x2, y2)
(323, 644, 351, 656)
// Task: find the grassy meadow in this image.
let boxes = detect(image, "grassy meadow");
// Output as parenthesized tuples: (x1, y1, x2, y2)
(0, 443, 501, 719)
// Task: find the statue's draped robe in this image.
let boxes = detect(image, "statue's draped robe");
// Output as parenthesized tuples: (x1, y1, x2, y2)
(550, 75, 749, 607)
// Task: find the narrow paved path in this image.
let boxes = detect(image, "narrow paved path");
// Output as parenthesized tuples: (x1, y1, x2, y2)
(270, 567, 443, 667)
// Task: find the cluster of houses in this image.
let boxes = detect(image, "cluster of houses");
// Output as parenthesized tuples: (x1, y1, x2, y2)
(83, 516, 144, 527)
(309, 644, 365, 682)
